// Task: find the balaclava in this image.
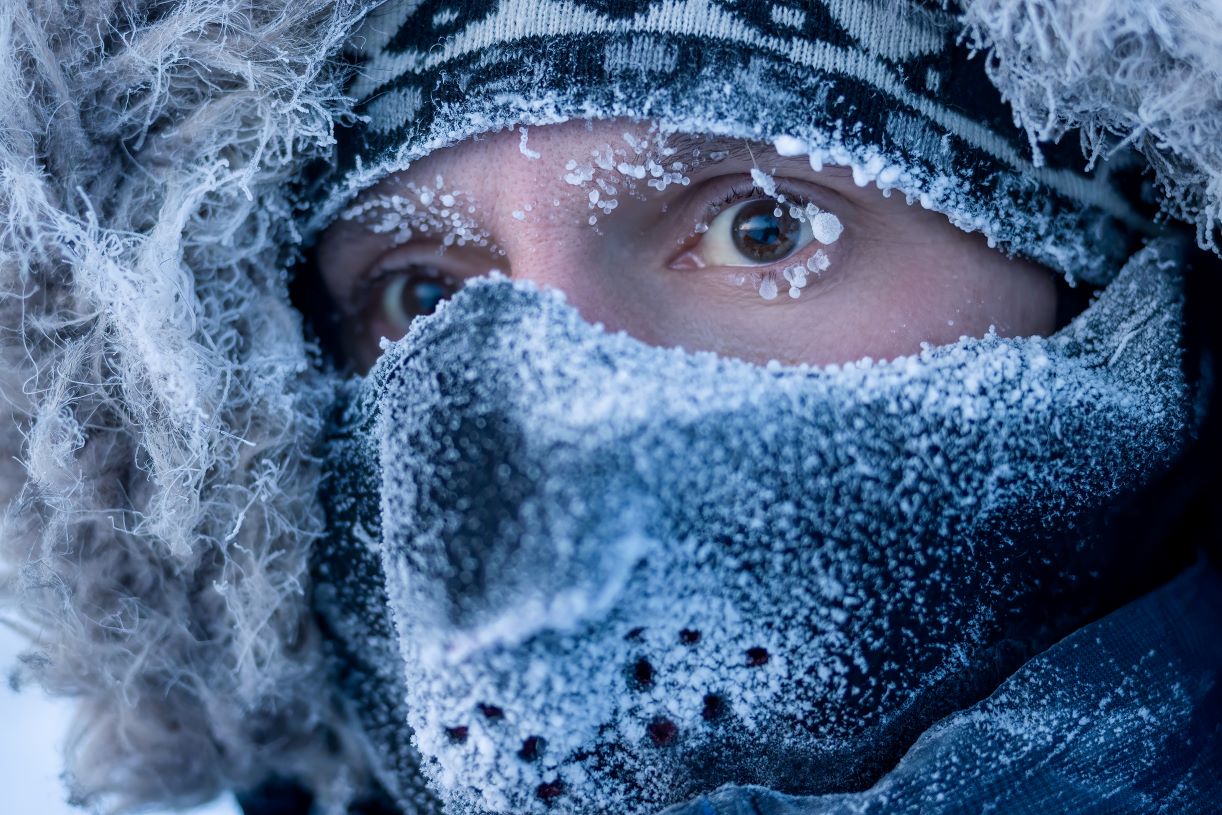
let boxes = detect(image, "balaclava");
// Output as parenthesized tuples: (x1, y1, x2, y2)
(316, 244, 1191, 815)
(309, 2, 1194, 814)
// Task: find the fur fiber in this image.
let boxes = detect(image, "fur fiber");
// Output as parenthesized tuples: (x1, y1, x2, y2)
(0, 0, 1218, 813)
(958, 0, 1222, 253)
(0, 0, 372, 811)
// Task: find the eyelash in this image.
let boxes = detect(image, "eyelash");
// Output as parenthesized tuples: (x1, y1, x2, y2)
(352, 262, 410, 314)
(694, 175, 817, 235)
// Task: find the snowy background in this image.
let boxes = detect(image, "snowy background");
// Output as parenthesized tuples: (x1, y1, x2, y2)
(0, 627, 241, 815)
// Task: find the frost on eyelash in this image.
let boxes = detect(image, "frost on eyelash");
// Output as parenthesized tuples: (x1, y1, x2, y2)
(782, 265, 809, 299)
(811, 211, 843, 245)
(808, 249, 831, 272)
(758, 275, 779, 300)
(341, 175, 498, 253)
(750, 167, 781, 200)
(755, 259, 820, 302)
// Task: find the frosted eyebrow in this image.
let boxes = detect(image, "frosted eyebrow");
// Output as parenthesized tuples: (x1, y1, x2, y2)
(653, 133, 851, 178)
(652, 134, 760, 166)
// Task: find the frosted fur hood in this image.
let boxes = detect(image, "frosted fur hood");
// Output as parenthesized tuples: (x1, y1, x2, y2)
(0, 0, 369, 811)
(959, 0, 1222, 254)
(0, 0, 1218, 812)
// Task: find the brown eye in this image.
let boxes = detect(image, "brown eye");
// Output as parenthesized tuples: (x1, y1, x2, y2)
(687, 196, 816, 268)
(731, 199, 804, 262)
(380, 266, 459, 332)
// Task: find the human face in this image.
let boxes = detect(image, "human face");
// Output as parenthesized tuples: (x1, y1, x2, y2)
(317, 119, 1057, 372)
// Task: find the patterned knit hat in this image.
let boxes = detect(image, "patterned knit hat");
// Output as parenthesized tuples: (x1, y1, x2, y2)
(304, 0, 1158, 284)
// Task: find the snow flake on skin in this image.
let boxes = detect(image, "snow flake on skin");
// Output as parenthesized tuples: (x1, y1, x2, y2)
(509, 127, 710, 228)
(340, 176, 498, 252)
(519, 126, 542, 160)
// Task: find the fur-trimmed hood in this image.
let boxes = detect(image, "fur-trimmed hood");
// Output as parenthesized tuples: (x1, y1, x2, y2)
(0, 0, 1219, 812)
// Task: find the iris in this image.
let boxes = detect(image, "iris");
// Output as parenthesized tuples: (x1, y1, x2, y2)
(381, 267, 458, 330)
(731, 199, 801, 262)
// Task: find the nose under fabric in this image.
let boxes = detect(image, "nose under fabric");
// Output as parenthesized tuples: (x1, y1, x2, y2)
(377, 296, 661, 663)
(315, 245, 1189, 815)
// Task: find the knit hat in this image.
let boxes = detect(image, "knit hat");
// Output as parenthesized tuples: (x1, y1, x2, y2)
(304, 0, 1157, 284)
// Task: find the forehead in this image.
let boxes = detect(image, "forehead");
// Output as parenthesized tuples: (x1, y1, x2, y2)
(328, 123, 758, 238)
(370, 122, 765, 190)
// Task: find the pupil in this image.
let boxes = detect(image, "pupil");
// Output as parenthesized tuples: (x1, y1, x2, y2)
(732, 199, 799, 262)
(408, 279, 449, 316)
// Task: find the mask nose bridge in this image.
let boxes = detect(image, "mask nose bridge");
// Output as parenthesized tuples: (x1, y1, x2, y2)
(376, 344, 538, 632)
(373, 295, 660, 652)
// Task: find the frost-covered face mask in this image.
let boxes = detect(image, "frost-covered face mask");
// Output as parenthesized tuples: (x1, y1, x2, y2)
(313, 241, 1190, 815)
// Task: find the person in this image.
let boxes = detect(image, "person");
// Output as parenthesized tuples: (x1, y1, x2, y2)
(1, 2, 1218, 815)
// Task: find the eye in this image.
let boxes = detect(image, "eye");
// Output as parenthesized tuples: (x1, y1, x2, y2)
(701, 197, 815, 266)
(377, 265, 461, 333)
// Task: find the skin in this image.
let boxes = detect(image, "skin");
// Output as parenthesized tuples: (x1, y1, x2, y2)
(318, 118, 1057, 372)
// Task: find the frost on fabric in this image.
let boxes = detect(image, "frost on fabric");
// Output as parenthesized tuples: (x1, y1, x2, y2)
(659, 564, 1222, 814)
(323, 242, 1190, 815)
(0, 0, 375, 812)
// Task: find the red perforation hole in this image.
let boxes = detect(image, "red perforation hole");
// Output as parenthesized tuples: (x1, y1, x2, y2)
(518, 735, 545, 762)
(445, 726, 468, 744)
(746, 647, 769, 667)
(536, 780, 565, 803)
(647, 717, 678, 746)
(633, 658, 655, 687)
(679, 629, 701, 645)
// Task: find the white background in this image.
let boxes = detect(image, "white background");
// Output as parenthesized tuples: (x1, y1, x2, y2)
(0, 627, 241, 815)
